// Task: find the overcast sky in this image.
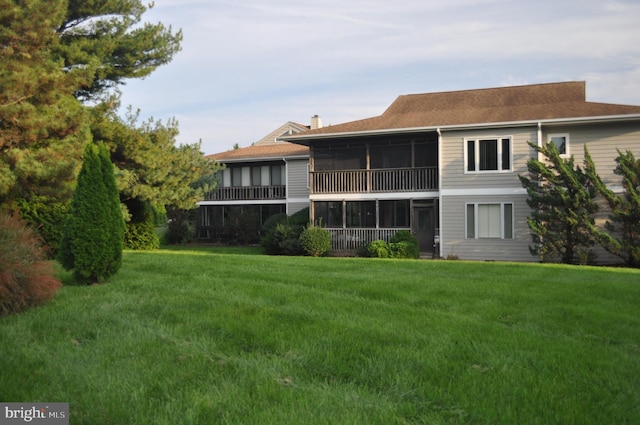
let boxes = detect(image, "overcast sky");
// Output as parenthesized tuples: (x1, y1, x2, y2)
(118, 0, 640, 155)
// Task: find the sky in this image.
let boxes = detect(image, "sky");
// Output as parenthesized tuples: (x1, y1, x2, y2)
(118, 0, 640, 155)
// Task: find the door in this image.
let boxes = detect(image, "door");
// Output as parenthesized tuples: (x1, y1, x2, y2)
(413, 207, 434, 253)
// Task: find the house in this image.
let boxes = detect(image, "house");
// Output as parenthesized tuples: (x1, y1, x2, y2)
(196, 121, 311, 243)
(281, 81, 640, 262)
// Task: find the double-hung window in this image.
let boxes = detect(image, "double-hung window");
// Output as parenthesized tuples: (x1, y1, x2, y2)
(466, 203, 513, 239)
(466, 137, 512, 172)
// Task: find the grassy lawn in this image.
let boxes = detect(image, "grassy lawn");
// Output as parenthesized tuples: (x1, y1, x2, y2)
(1, 248, 639, 424)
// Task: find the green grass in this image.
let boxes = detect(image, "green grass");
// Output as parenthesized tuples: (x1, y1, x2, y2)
(1, 248, 639, 424)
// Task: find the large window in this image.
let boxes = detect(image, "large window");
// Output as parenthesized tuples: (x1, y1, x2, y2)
(548, 133, 570, 157)
(346, 201, 376, 228)
(314, 202, 343, 227)
(370, 143, 411, 169)
(314, 145, 366, 171)
(466, 137, 511, 172)
(379, 200, 410, 227)
(466, 203, 513, 239)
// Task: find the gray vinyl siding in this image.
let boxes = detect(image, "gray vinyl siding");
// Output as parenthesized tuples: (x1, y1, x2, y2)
(440, 194, 535, 262)
(542, 122, 640, 187)
(440, 127, 538, 190)
(287, 202, 310, 216)
(286, 159, 310, 200)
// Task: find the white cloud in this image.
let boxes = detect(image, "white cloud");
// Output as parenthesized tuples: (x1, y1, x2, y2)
(119, 0, 640, 154)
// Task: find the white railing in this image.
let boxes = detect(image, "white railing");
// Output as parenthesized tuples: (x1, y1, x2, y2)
(204, 185, 286, 201)
(311, 167, 437, 194)
(327, 228, 407, 251)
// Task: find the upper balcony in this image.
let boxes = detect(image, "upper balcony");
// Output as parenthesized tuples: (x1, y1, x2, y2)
(311, 167, 438, 194)
(204, 185, 286, 201)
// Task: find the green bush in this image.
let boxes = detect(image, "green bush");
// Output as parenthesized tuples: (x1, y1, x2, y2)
(299, 225, 332, 257)
(124, 199, 160, 250)
(166, 207, 196, 245)
(390, 230, 419, 259)
(15, 196, 68, 257)
(58, 143, 125, 284)
(0, 212, 62, 316)
(368, 240, 391, 258)
(261, 210, 309, 255)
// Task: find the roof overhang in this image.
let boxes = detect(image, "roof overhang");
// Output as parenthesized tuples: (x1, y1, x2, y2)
(283, 114, 640, 145)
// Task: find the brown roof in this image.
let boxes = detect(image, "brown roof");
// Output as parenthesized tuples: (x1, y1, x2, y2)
(206, 141, 308, 162)
(286, 82, 640, 139)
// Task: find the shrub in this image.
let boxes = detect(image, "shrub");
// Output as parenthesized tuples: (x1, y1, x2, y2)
(390, 230, 420, 259)
(58, 143, 125, 284)
(261, 210, 309, 255)
(15, 196, 68, 257)
(368, 240, 391, 258)
(0, 212, 61, 317)
(299, 225, 332, 257)
(124, 199, 160, 250)
(166, 207, 196, 245)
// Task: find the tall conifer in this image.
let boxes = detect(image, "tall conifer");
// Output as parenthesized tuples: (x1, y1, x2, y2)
(519, 142, 599, 264)
(59, 143, 124, 283)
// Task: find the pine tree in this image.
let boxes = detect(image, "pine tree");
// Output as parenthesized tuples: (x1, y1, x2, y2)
(588, 150, 640, 267)
(55, 0, 183, 101)
(59, 143, 124, 283)
(519, 142, 599, 264)
(0, 0, 90, 202)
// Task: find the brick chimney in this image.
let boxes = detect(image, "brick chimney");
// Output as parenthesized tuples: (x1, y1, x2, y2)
(310, 115, 323, 130)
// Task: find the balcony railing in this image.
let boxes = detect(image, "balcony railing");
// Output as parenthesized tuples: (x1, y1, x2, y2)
(204, 185, 286, 201)
(311, 167, 437, 194)
(327, 228, 407, 251)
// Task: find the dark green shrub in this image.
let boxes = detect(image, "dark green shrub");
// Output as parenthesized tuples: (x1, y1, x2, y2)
(261, 213, 288, 234)
(0, 212, 62, 316)
(299, 225, 332, 257)
(390, 230, 419, 259)
(124, 199, 160, 250)
(15, 196, 68, 257)
(58, 143, 125, 284)
(166, 207, 196, 245)
(263, 221, 304, 255)
(290, 207, 310, 225)
(368, 239, 391, 258)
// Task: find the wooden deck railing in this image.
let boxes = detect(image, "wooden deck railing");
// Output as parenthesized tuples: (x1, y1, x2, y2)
(327, 228, 408, 251)
(204, 185, 286, 201)
(311, 167, 437, 194)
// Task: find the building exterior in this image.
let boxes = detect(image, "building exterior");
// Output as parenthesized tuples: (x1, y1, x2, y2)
(281, 81, 640, 262)
(196, 121, 310, 243)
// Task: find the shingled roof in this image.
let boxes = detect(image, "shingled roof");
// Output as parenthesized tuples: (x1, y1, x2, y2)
(284, 82, 640, 141)
(207, 142, 308, 162)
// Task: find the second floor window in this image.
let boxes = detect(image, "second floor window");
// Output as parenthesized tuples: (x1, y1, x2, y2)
(465, 137, 512, 173)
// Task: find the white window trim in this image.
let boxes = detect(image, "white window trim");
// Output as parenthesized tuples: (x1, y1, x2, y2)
(465, 202, 514, 240)
(547, 133, 570, 158)
(464, 136, 513, 174)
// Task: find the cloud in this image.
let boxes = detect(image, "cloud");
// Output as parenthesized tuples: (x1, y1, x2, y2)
(119, 0, 640, 154)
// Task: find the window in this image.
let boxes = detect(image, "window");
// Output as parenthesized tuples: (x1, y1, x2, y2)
(346, 201, 376, 228)
(379, 200, 410, 227)
(251, 166, 261, 186)
(548, 134, 570, 157)
(231, 167, 242, 186)
(314, 202, 343, 227)
(466, 203, 513, 239)
(270, 165, 283, 185)
(465, 137, 512, 172)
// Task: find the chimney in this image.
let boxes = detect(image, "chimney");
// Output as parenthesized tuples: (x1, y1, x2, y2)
(310, 114, 323, 130)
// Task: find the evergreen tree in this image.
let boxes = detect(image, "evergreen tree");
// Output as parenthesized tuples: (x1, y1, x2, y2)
(0, 0, 90, 203)
(59, 143, 124, 283)
(54, 0, 183, 101)
(519, 142, 599, 264)
(588, 150, 640, 267)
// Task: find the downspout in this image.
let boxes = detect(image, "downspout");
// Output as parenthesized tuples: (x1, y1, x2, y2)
(537, 122, 543, 159)
(437, 128, 443, 258)
(283, 157, 289, 215)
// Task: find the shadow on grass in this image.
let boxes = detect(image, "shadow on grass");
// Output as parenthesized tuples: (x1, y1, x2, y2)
(159, 244, 266, 256)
